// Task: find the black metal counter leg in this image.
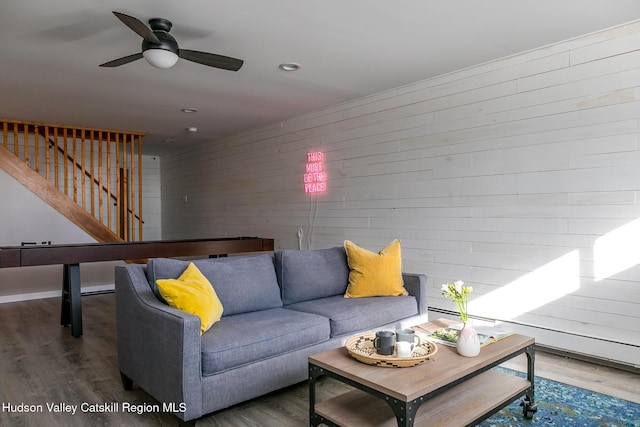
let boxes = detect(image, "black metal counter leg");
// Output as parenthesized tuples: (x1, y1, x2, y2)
(60, 263, 82, 337)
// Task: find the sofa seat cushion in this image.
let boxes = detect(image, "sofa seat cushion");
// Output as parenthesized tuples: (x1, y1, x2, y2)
(285, 295, 418, 337)
(275, 247, 349, 305)
(146, 255, 282, 316)
(200, 308, 330, 376)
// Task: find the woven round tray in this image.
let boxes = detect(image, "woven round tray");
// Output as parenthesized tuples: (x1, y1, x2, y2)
(345, 332, 438, 368)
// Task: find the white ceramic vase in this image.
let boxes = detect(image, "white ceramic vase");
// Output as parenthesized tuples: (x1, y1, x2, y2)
(456, 322, 480, 357)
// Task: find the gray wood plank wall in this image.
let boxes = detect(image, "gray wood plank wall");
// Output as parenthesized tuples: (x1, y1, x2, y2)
(160, 21, 640, 366)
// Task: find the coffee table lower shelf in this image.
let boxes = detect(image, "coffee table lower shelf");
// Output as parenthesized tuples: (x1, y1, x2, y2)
(315, 369, 530, 427)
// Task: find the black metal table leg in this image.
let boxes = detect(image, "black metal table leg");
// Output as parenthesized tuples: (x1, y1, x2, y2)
(60, 263, 82, 337)
(309, 365, 338, 427)
(387, 397, 418, 427)
(308, 362, 421, 427)
(521, 345, 538, 419)
(309, 365, 319, 427)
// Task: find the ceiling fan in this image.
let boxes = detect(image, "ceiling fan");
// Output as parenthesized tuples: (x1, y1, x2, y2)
(100, 11, 244, 71)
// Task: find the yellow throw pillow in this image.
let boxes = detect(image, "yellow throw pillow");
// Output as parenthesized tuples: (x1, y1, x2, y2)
(156, 262, 224, 334)
(343, 239, 407, 298)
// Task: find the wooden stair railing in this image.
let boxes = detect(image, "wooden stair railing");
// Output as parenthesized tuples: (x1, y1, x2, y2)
(0, 143, 123, 243)
(37, 127, 143, 226)
(0, 119, 145, 242)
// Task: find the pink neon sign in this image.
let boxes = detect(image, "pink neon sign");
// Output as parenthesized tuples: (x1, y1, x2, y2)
(304, 151, 327, 193)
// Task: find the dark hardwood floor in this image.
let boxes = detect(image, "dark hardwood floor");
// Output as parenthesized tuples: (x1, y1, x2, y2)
(0, 293, 637, 426)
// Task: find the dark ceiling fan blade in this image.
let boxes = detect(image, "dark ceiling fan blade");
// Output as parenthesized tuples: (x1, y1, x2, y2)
(99, 52, 143, 67)
(179, 49, 244, 71)
(112, 11, 160, 44)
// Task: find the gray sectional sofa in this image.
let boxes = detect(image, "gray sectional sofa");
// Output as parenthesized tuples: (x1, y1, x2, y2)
(114, 246, 429, 426)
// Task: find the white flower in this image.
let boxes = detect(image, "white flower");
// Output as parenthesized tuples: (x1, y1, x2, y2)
(441, 280, 473, 324)
(454, 280, 464, 293)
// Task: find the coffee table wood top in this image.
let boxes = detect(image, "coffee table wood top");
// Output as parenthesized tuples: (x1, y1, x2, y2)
(309, 318, 535, 402)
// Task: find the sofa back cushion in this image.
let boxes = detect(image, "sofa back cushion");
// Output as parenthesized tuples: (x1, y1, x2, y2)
(146, 254, 282, 316)
(275, 247, 349, 305)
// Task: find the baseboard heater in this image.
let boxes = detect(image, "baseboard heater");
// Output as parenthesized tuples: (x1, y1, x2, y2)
(428, 307, 639, 374)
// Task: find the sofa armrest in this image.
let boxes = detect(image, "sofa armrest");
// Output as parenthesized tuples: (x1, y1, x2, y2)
(115, 265, 203, 422)
(403, 272, 429, 315)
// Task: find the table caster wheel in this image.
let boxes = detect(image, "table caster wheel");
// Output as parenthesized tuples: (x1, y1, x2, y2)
(520, 396, 538, 419)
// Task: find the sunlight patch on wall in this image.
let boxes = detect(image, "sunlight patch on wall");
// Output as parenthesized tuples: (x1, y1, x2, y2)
(593, 218, 640, 281)
(469, 250, 580, 320)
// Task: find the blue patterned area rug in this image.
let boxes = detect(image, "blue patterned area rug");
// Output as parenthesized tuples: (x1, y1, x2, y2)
(479, 368, 640, 427)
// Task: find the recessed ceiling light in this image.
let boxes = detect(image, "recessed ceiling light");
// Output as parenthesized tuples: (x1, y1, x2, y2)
(278, 63, 302, 71)
(186, 127, 198, 133)
(181, 108, 198, 113)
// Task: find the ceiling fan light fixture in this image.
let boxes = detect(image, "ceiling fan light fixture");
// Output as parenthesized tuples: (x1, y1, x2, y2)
(103, 12, 244, 71)
(143, 49, 179, 69)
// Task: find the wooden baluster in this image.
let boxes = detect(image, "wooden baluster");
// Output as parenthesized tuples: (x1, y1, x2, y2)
(23, 123, 29, 165)
(13, 122, 19, 157)
(34, 125, 40, 173)
(44, 126, 50, 181)
(21, 124, 28, 163)
(72, 129, 78, 203)
(90, 130, 95, 217)
(138, 135, 143, 241)
(115, 133, 121, 239)
(107, 132, 112, 232)
(2, 121, 7, 148)
(64, 128, 69, 197)
(129, 133, 135, 241)
(81, 130, 86, 209)
(122, 134, 128, 241)
(98, 131, 103, 224)
(54, 127, 59, 190)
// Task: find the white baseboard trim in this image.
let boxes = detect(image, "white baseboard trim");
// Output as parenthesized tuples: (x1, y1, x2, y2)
(0, 284, 115, 304)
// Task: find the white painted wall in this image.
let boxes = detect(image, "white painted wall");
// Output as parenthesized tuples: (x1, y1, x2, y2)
(160, 21, 640, 366)
(0, 154, 161, 301)
(141, 155, 162, 241)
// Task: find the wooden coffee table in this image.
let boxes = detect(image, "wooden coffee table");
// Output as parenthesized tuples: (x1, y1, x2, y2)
(308, 319, 537, 426)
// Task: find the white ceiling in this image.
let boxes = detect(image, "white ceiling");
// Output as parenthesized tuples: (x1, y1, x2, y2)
(2, 1, 640, 154)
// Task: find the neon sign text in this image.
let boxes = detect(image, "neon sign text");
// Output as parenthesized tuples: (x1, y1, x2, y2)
(304, 151, 327, 193)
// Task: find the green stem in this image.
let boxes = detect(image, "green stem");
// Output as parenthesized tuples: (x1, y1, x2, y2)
(457, 295, 468, 323)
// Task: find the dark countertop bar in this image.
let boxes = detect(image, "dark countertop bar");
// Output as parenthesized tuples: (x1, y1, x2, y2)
(0, 237, 275, 268)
